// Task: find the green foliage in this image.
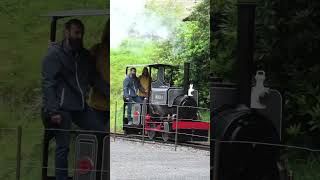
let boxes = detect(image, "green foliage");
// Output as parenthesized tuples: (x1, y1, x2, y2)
(284, 152, 320, 180)
(151, 0, 210, 107)
(212, 0, 320, 146)
(211, 0, 237, 80)
(254, 0, 320, 143)
(146, 0, 184, 20)
(286, 123, 304, 137)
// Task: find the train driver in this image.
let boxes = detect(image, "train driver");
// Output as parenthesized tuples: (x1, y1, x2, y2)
(123, 67, 146, 125)
(41, 19, 108, 180)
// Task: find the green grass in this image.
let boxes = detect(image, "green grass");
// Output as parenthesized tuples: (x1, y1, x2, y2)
(0, 0, 109, 179)
(284, 152, 320, 180)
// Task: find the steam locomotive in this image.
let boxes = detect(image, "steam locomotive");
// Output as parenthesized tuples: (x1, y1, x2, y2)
(122, 63, 210, 142)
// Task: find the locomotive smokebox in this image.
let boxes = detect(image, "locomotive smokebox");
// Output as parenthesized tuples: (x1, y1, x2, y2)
(183, 62, 190, 95)
(173, 95, 197, 119)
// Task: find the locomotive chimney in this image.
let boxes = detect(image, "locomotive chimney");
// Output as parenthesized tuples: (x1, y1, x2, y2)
(234, 0, 256, 107)
(184, 62, 190, 95)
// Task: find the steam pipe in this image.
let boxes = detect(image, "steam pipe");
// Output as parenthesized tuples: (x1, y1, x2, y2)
(183, 63, 190, 95)
(234, 0, 256, 106)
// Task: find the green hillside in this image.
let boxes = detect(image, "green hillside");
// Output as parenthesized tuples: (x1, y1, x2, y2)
(0, 0, 108, 179)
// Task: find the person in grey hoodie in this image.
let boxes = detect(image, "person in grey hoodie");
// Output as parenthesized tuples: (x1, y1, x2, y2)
(41, 19, 109, 180)
(123, 67, 146, 125)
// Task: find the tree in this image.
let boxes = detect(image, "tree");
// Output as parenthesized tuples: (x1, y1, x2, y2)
(152, 0, 210, 107)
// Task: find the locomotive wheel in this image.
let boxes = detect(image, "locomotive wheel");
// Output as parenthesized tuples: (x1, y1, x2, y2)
(162, 121, 170, 142)
(147, 123, 157, 140)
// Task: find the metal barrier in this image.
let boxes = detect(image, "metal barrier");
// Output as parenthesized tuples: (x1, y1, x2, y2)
(2, 106, 320, 180)
(2, 126, 320, 179)
(0, 127, 110, 180)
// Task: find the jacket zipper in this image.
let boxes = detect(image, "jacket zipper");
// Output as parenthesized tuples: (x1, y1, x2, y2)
(133, 81, 137, 94)
(59, 88, 65, 107)
(75, 61, 85, 110)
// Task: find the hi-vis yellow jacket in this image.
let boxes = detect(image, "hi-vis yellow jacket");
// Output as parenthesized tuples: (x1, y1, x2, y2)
(88, 24, 110, 111)
(137, 75, 150, 97)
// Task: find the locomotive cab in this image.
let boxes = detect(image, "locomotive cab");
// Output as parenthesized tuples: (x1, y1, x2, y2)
(122, 64, 181, 130)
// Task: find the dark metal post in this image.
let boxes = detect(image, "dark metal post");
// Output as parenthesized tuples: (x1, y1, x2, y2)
(142, 98, 147, 145)
(114, 101, 117, 141)
(50, 17, 57, 42)
(147, 67, 152, 106)
(208, 120, 210, 143)
(213, 140, 221, 180)
(41, 129, 50, 180)
(16, 126, 22, 180)
(209, 76, 216, 178)
(174, 107, 179, 151)
(183, 63, 190, 95)
(234, 0, 256, 106)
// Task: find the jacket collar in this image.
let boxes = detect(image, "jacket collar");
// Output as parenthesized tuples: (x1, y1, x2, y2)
(60, 40, 84, 57)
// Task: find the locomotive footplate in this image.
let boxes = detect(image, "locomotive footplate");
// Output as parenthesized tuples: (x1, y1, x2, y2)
(148, 120, 210, 142)
(173, 121, 209, 139)
(123, 122, 143, 135)
(175, 129, 209, 141)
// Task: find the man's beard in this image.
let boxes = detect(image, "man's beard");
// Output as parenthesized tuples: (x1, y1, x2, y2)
(69, 38, 83, 50)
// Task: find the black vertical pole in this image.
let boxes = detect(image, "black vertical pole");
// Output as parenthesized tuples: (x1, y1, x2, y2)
(41, 130, 50, 179)
(210, 0, 218, 178)
(50, 17, 57, 42)
(234, 0, 256, 107)
(16, 126, 22, 180)
(210, 79, 214, 179)
(212, 140, 221, 180)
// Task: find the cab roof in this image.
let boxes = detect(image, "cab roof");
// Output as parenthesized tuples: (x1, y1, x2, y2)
(41, 9, 109, 18)
(126, 63, 178, 69)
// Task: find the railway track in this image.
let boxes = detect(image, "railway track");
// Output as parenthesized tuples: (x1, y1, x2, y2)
(110, 132, 210, 151)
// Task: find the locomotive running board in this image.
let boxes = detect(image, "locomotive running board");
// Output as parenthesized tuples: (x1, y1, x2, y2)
(172, 121, 210, 130)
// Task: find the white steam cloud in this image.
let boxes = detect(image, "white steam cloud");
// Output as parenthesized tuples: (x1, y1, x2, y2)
(110, 0, 174, 48)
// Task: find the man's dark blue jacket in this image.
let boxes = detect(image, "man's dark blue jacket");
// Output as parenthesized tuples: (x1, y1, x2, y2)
(123, 75, 144, 98)
(41, 41, 109, 115)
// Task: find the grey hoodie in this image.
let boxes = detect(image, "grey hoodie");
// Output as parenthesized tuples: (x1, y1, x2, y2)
(41, 41, 109, 114)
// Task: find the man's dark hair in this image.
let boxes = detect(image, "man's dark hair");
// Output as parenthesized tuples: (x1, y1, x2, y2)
(130, 67, 136, 72)
(64, 19, 85, 33)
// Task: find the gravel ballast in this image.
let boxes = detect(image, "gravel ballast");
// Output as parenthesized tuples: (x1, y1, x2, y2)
(110, 138, 210, 180)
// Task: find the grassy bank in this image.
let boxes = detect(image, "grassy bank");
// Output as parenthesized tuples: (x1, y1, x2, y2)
(0, 0, 108, 179)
